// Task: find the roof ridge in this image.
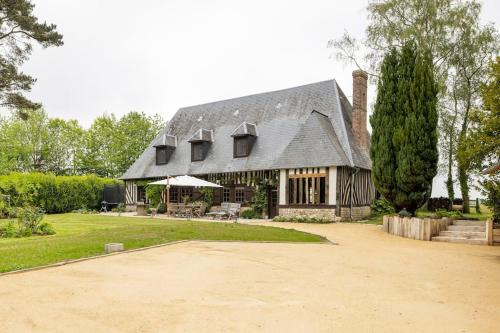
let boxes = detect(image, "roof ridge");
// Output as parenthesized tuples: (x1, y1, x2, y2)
(177, 79, 336, 110)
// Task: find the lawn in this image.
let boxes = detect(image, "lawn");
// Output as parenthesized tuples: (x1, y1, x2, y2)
(0, 213, 325, 273)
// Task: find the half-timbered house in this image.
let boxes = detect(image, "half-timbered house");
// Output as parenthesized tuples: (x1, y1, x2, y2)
(121, 70, 375, 220)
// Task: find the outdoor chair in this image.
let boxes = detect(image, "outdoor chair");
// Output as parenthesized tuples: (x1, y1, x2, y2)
(206, 202, 241, 220)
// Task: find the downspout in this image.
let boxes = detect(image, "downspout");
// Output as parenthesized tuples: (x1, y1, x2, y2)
(349, 167, 360, 221)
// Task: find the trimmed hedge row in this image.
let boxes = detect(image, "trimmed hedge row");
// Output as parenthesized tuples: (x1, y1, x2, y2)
(427, 197, 464, 212)
(0, 173, 121, 213)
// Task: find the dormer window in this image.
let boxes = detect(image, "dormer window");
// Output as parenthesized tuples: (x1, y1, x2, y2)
(189, 129, 213, 162)
(153, 133, 177, 165)
(231, 122, 257, 158)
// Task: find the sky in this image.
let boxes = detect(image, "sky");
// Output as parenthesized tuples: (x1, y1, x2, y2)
(22, 0, 499, 197)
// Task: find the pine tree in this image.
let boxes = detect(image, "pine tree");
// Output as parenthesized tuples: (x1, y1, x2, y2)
(370, 48, 399, 203)
(371, 42, 438, 215)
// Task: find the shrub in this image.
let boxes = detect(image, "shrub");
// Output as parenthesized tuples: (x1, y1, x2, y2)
(0, 220, 16, 238)
(251, 186, 267, 215)
(0, 172, 120, 213)
(145, 185, 163, 207)
(157, 202, 166, 214)
(240, 209, 261, 219)
(370, 198, 395, 216)
(398, 209, 412, 218)
(17, 206, 45, 234)
(427, 197, 451, 211)
(481, 177, 499, 223)
(433, 209, 463, 219)
(272, 215, 334, 224)
(200, 187, 214, 210)
(38, 222, 56, 235)
(116, 203, 125, 213)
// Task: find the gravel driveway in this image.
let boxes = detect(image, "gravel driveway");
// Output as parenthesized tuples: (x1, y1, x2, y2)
(1, 222, 499, 333)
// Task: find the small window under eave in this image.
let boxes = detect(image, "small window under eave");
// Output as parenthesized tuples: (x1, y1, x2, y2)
(153, 133, 177, 165)
(231, 122, 257, 158)
(188, 129, 213, 162)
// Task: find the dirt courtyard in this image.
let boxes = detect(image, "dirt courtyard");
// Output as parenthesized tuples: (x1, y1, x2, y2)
(1, 222, 499, 333)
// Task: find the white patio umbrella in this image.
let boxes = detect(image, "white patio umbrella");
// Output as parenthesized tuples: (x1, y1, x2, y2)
(148, 175, 222, 188)
(148, 175, 221, 212)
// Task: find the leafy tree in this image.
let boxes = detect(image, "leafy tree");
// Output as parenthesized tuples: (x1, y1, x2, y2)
(75, 114, 117, 177)
(0, 0, 63, 115)
(371, 43, 438, 215)
(329, 0, 498, 211)
(462, 57, 500, 221)
(76, 112, 164, 178)
(0, 109, 84, 174)
(113, 112, 164, 176)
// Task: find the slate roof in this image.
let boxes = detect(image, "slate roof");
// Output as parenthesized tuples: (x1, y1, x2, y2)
(121, 79, 371, 180)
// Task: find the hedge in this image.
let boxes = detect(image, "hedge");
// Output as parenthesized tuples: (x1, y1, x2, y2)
(0, 173, 121, 213)
(427, 197, 465, 211)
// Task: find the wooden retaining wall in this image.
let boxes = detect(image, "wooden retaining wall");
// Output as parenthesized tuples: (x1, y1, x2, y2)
(382, 215, 452, 241)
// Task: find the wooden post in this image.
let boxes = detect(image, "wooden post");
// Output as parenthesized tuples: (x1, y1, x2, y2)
(486, 219, 493, 246)
(166, 176, 170, 215)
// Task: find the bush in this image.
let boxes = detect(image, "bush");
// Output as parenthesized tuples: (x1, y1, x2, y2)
(0, 220, 16, 238)
(398, 209, 412, 217)
(116, 203, 125, 213)
(0, 205, 57, 238)
(272, 215, 334, 223)
(157, 202, 166, 214)
(433, 209, 463, 219)
(427, 197, 451, 211)
(240, 209, 261, 219)
(370, 198, 395, 216)
(38, 222, 56, 235)
(0, 172, 120, 213)
(145, 185, 163, 207)
(480, 177, 499, 223)
(200, 187, 214, 210)
(251, 186, 267, 215)
(17, 206, 45, 234)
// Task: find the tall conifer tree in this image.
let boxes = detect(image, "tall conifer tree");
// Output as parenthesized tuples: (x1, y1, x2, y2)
(370, 48, 399, 203)
(371, 42, 438, 215)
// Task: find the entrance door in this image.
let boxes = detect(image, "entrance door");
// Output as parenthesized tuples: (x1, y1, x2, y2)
(268, 189, 278, 218)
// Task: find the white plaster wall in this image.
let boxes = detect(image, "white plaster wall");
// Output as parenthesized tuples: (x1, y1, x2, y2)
(279, 169, 286, 205)
(328, 166, 337, 205)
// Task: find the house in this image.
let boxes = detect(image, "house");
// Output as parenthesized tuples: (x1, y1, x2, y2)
(121, 70, 376, 220)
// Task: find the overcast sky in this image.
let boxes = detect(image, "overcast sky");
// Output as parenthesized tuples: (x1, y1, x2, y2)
(23, 0, 499, 197)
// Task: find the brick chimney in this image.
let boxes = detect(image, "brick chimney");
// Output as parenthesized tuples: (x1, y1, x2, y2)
(352, 69, 368, 150)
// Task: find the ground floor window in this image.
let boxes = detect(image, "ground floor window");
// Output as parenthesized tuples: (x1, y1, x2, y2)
(169, 187, 193, 203)
(288, 175, 326, 205)
(223, 188, 230, 202)
(235, 187, 245, 203)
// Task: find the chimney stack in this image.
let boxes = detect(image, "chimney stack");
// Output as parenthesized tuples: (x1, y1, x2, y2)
(352, 69, 368, 150)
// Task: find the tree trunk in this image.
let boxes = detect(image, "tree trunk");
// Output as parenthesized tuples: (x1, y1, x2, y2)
(458, 162, 469, 213)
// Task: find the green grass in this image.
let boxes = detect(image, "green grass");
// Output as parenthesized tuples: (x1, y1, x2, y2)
(0, 213, 325, 273)
(416, 204, 492, 221)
